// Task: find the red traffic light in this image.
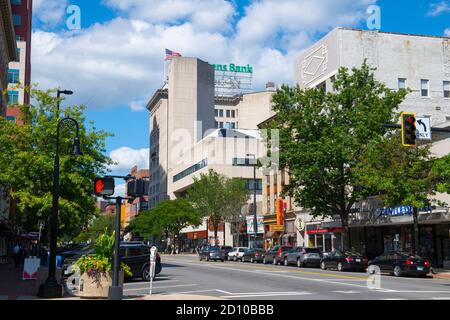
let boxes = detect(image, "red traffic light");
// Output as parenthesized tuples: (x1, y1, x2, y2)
(406, 115, 415, 125)
(94, 177, 115, 196)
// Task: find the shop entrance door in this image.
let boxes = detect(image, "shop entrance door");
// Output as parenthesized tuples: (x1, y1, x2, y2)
(316, 234, 323, 251)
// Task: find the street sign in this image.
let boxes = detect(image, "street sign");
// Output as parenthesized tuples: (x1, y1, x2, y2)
(416, 116, 432, 140)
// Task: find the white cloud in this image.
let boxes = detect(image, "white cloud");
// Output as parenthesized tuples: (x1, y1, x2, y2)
(33, 0, 69, 28)
(31, 0, 376, 111)
(108, 147, 149, 172)
(114, 183, 126, 197)
(102, 0, 236, 33)
(428, 1, 450, 16)
(445, 28, 450, 36)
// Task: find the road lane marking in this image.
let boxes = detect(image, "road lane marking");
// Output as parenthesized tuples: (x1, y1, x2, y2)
(220, 292, 312, 298)
(125, 280, 180, 286)
(333, 291, 361, 294)
(431, 297, 450, 300)
(123, 284, 198, 292)
(174, 289, 233, 295)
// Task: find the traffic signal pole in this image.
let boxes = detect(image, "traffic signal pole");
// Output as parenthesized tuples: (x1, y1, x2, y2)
(108, 196, 123, 300)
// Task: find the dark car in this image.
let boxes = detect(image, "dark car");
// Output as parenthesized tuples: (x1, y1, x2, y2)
(263, 245, 293, 265)
(367, 251, 431, 277)
(120, 242, 162, 281)
(284, 247, 323, 267)
(242, 248, 266, 263)
(60, 243, 92, 261)
(199, 246, 225, 262)
(220, 246, 234, 261)
(320, 249, 368, 272)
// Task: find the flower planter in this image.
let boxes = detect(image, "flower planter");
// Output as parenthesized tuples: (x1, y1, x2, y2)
(78, 271, 124, 299)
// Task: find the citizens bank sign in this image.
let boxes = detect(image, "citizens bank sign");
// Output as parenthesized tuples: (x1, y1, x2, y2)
(213, 63, 253, 74)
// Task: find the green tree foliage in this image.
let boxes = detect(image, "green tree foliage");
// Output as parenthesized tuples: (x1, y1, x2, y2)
(128, 199, 202, 248)
(0, 88, 113, 241)
(263, 63, 408, 250)
(355, 134, 436, 208)
(187, 169, 249, 245)
(74, 214, 115, 243)
(431, 154, 450, 195)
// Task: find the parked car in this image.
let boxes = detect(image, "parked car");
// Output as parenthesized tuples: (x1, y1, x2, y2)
(199, 246, 225, 262)
(60, 243, 92, 261)
(63, 242, 161, 281)
(283, 247, 323, 267)
(220, 246, 234, 260)
(263, 245, 293, 265)
(242, 248, 266, 263)
(121, 242, 162, 281)
(320, 249, 368, 272)
(228, 247, 248, 262)
(367, 251, 431, 277)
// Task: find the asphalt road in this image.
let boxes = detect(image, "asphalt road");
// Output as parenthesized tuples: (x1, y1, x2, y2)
(123, 254, 450, 300)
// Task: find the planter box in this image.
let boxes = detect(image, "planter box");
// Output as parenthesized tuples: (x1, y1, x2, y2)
(78, 271, 124, 299)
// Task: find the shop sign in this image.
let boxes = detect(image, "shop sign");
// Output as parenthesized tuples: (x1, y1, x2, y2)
(295, 218, 305, 232)
(376, 205, 432, 216)
(213, 63, 253, 74)
(269, 224, 284, 232)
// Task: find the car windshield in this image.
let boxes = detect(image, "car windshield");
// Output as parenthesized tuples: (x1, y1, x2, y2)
(238, 248, 246, 252)
(209, 247, 220, 251)
(345, 250, 362, 256)
(281, 246, 292, 251)
(394, 252, 422, 259)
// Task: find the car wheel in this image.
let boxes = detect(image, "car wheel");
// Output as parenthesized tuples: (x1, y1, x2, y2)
(142, 266, 151, 282)
(284, 258, 288, 266)
(233, 256, 237, 262)
(337, 262, 343, 271)
(206, 256, 209, 262)
(273, 258, 277, 265)
(199, 256, 203, 261)
(221, 259, 224, 262)
(321, 261, 327, 270)
(297, 258, 301, 268)
(393, 266, 402, 277)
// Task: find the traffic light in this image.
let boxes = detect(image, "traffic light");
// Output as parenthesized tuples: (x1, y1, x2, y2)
(401, 112, 416, 147)
(127, 179, 149, 197)
(94, 177, 115, 196)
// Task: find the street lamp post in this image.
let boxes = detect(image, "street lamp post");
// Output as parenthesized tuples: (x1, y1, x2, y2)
(38, 116, 82, 298)
(56, 89, 73, 114)
(246, 154, 257, 248)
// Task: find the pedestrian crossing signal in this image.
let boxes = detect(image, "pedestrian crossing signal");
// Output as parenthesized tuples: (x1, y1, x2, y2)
(401, 112, 416, 147)
(94, 177, 115, 196)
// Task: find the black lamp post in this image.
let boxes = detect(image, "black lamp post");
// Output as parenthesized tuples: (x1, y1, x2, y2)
(56, 89, 73, 114)
(38, 116, 82, 298)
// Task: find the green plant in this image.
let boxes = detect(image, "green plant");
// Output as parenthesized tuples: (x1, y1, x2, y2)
(74, 231, 132, 277)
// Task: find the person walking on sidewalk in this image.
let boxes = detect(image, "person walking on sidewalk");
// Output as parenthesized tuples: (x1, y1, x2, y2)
(13, 243, 21, 269)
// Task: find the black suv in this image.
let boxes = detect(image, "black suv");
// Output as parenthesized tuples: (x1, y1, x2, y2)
(120, 242, 162, 281)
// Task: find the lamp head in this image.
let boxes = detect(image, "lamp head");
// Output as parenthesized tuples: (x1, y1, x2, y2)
(72, 137, 82, 156)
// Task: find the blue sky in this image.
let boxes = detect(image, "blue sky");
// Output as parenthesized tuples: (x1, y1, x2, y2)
(30, 0, 450, 191)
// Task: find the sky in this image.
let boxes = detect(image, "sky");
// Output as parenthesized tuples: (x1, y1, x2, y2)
(30, 0, 450, 195)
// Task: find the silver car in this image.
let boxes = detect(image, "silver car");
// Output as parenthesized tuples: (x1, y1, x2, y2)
(283, 247, 323, 267)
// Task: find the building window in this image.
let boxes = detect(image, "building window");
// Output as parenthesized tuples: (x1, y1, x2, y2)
(266, 175, 270, 186)
(231, 122, 236, 129)
(214, 121, 218, 128)
(11, 0, 22, 4)
(13, 14, 21, 26)
(7, 91, 19, 105)
(16, 48, 20, 62)
(421, 79, 429, 97)
(444, 81, 450, 98)
(15, 35, 23, 41)
(219, 122, 223, 128)
(219, 109, 223, 117)
(215, 109, 218, 117)
(226, 110, 231, 118)
(8, 69, 19, 84)
(231, 110, 235, 118)
(173, 158, 208, 182)
(398, 78, 406, 90)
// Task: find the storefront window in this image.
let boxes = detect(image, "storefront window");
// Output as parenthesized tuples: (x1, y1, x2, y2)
(419, 226, 434, 261)
(350, 228, 365, 254)
(324, 234, 332, 252)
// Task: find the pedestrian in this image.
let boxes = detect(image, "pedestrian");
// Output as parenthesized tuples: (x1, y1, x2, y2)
(13, 243, 21, 268)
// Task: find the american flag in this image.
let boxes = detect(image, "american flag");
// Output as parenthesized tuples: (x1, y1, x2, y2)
(165, 48, 182, 61)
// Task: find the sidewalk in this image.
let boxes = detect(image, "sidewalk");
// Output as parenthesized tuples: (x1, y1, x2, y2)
(0, 262, 37, 300)
(432, 269, 450, 280)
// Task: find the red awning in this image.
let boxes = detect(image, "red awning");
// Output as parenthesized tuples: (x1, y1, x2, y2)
(307, 227, 343, 235)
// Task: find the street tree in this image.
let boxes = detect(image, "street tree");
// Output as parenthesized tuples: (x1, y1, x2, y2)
(127, 199, 202, 251)
(187, 169, 249, 245)
(0, 88, 113, 241)
(262, 62, 408, 250)
(74, 214, 115, 243)
(223, 178, 250, 247)
(354, 133, 437, 254)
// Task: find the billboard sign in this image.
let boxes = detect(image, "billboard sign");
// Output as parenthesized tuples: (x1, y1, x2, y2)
(246, 215, 264, 234)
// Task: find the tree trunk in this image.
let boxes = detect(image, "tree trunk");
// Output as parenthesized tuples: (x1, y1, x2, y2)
(214, 224, 219, 245)
(412, 207, 419, 255)
(341, 212, 350, 251)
